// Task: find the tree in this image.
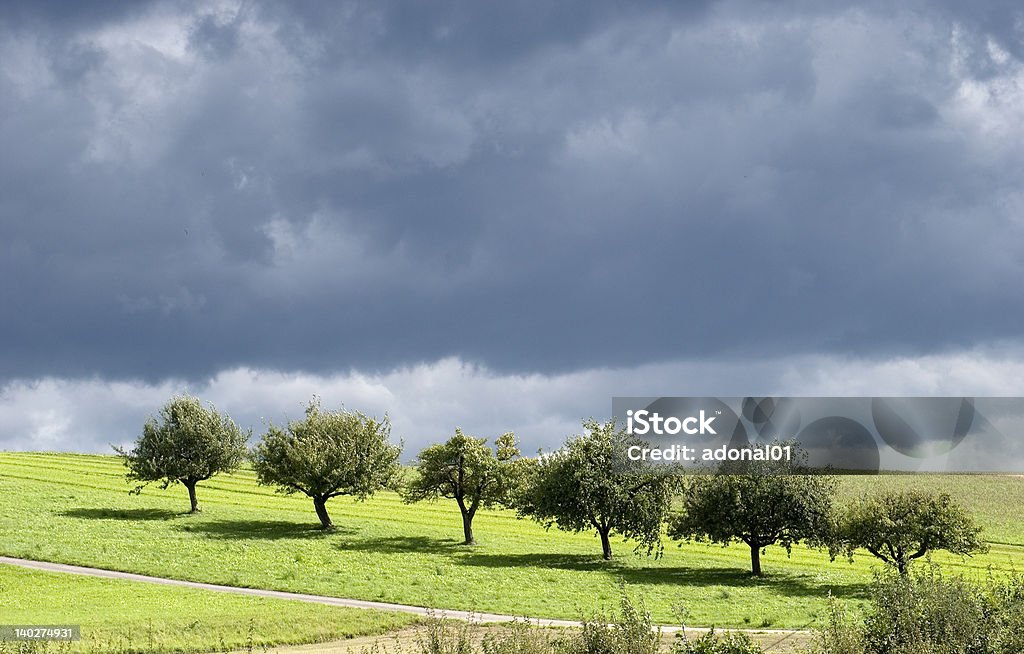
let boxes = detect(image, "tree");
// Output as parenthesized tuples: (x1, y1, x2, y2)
(114, 395, 248, 513)
(516, 418, 676, 560)
(833, 489, 987, 575)
(668, 448, 836, 576)
(403, 429, 524, 545)
(250, 398, 401, 530)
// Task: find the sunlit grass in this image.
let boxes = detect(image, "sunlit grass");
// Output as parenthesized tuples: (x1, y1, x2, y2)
(0, 563, 415, 653)
(1, 452, 1021, 629)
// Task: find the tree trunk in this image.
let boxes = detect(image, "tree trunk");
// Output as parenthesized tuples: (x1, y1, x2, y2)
(184, 479, 200, 513)
(599, 527, 613, 560)
(313, 495, 334, 530)
(461, 510, 476, 545)
(896, 557, 909, 576)
(750, 543, 762, 576)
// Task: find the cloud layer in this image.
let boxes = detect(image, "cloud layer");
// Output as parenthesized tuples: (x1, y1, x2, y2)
(4, 349, 1024, 458)
(3, 1, 1024, 384)
(3, 2, 1024, 455)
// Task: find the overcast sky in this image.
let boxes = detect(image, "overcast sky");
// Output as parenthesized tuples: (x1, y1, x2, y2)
(2, 0, 1024, 456)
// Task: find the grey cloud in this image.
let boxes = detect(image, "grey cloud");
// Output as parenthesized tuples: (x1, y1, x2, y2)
(252, 1, 716, 68)
(0, 1, 155, 33)
(2, 1, 1024, 384)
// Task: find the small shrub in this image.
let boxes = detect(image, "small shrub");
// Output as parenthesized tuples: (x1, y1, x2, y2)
(673, 629, 763, 654)
(481, 620, 556, 654)
(416, 618, 475, 654)
(411, 588, 662, 654)
(809, 566, 1024, 654)
(809, 597, 865, 654)
(987, 573, 1024, 654)
(573, 590, 660, 654)
(863, 566, 989, 654)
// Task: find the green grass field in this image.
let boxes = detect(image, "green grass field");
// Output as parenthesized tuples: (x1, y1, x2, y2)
(0, 563, 415, 653)
(1, 453, 1022, 632)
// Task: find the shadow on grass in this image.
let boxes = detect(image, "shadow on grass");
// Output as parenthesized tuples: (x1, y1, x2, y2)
(61, 507, 184, 521)
(335, 535, 464, 554)
(458, 552, 872, 600)
(459, 552, 610, 572)
(179, 519, 354, 540)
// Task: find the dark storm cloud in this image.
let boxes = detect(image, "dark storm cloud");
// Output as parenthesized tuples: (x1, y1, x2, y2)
(253, 0, 714, 65)
(1, 1, 153, 32)
(2, 0, 1024, 383)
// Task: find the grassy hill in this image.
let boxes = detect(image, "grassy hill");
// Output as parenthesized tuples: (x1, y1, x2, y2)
(2, 452, 1023, 631)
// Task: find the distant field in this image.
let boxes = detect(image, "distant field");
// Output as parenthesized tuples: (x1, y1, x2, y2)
(0, 563, 415, 653)
(1, 452, 1022, 630)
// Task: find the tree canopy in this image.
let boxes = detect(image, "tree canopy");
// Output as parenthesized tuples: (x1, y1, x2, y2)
(516, 417, 676, 560)
(833, 489, 987, 575)
(250, 398, 401, 529)
(404, 428, 524, 544)
(668, 447, 836, 575)
(114, 395, 248, 513)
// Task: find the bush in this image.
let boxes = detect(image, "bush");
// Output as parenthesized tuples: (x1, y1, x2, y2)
(403, 589, 661, 654)
(673, 629, 763, 654)
(481, 620, 555, 654)
(401, 572, 1024, 654)
(573, 591, 660, 654)
(810, 567, 1024, 654)
(809, 598, 865, 654)
(987, 574, 1024, 654)
(415, 618, 475, 654)
(404, 591, 767, 654)
(863, 567, 988, 654)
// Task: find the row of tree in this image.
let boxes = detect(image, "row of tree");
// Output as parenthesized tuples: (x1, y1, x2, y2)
(116, 396, 986, 577)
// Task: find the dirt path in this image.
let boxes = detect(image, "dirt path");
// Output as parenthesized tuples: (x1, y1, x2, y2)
(0, 555, 812, 650)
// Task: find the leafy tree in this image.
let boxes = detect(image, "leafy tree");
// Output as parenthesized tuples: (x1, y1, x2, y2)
(114, 395, 248, 513)
(833, 489, 987, 575)
(251, 398, 401, 529)
(668, 448, 836, 575)
(403, 428, 524, 544)
(516, 418, 676, 560)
